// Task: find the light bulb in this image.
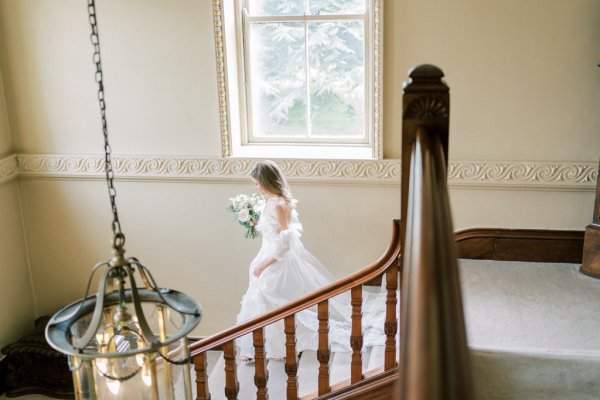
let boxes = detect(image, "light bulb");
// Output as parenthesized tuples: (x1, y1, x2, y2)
(136, 353, 145, 367)
(95, 332, 105, 346)
(141, 364, 152, 387)
(107, 379, 120, 395)
(95, 358, 108, 374)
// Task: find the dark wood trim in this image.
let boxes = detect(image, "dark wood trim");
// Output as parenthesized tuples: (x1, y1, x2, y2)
(580, 160, 600, 277)
(0, 317, 73, 399)
(0, 355, 6, 396)
(455, 228, 584, 263)
(306, 368, 399, 400)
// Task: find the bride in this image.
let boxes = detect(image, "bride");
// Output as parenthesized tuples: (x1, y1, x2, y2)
(236, 160, 386, 361)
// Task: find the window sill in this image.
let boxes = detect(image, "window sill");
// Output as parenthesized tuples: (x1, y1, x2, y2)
(231, 144, 375, 160)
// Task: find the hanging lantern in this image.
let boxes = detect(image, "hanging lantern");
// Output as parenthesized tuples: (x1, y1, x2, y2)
(45, 1, 201, 399)
(46, 241, 201, 399)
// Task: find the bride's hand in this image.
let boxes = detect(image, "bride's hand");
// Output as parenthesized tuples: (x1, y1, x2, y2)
(253, 257, 276, 278)
(253, 264, 267, 277)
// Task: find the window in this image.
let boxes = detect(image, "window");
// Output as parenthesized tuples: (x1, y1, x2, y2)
(215, 0, 382, 159)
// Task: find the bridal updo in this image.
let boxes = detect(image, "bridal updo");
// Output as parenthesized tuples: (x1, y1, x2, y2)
(251, 160, 292, 202)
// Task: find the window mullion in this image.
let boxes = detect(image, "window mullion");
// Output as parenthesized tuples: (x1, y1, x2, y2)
(244, 14, 365, 23)
(304, 20, 311, 140)
(241, 6, 253, 145)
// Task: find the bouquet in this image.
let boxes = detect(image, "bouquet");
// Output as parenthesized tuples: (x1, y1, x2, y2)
(227, 193, 265, 239)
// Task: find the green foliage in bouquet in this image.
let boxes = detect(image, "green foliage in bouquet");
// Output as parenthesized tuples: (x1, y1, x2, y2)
(227, 193, 266, 239)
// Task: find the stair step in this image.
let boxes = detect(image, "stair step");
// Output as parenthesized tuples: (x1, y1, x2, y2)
(329, 351, 351, 385)
(266, 358, 288, 399)
(297, 350, 318, 397)
(366, 345, 385, 372)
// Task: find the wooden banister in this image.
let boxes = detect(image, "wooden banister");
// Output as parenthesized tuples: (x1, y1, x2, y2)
(317, 301, 331, 396)
(193, 352, 210, 400)
(284, 316, 299, 400)
(223, 341, 239, 400)
(350, 286, 363, 384)
(190, 64, 475, 400)
(252, 328, 268, 400)
(580, 159, 600, 277)
(189, 220, 400, 357)
(383, 265, 398, 371)
(398, 65, 474, 399)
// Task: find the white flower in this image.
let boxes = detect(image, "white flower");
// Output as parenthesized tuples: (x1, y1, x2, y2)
(238, 208, 250, 222)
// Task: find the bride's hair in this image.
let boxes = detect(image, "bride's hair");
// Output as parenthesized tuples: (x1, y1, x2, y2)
(251, 160, 292, 202)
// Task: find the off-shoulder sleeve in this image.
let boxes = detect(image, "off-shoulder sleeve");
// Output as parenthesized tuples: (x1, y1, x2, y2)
(268, 201, 302, 261)
(269, 223, 303, 261)
(271, 229, 293, 261)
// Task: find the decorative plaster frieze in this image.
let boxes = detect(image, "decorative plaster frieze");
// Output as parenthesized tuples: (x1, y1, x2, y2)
(0, 154, 18, 184)
(18, 155, 105, 177)
(16, 155, 400, 184)
(448, 161, 598, 189)
(12, 154, 599, 190)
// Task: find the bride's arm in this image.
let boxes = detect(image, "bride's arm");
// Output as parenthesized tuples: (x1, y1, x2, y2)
(253, 201, 290, 277)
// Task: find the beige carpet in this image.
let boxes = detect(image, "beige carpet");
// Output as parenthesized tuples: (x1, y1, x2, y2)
(460, 259, 600, 400)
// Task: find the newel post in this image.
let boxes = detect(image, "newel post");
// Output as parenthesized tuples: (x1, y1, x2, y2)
(400, 65, 450, 256)
(579, 160, 600, 277)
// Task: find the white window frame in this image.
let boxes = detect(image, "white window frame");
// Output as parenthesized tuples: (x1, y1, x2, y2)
(213, 0, 383, 160)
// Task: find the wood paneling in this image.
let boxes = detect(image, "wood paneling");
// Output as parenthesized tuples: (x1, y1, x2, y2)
(581, 160, 600, 277)
(456, 229, 584, 263)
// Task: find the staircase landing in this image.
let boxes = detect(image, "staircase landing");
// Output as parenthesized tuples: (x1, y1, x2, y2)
(461, 259, 600, 400)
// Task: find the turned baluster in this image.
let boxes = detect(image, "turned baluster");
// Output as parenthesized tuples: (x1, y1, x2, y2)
(223, 341, 239, 400)
(194, 352, 211, 400)
(350, 286, 363, 383)
(284, 315, 299, 400)
(253, 328, 269, 400)
(384, 265, 399, 370)
(317, 301, 331, 395)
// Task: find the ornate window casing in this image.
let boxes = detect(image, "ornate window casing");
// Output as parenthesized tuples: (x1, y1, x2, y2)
(213, 0, 383, 160)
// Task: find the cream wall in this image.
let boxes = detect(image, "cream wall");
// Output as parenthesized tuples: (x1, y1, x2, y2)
(384, 0, 600, 161)
(0, 0, 597, 336)
(0, 181, 36, 348)
(17, 179, 398, 334)
(0, 65, 36, 347)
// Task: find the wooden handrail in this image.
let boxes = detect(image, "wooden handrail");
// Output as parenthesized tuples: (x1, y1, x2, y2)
(189, 219, 400, 357)
(399, 65, 474, 399)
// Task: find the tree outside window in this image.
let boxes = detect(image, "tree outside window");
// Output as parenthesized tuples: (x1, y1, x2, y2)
(216, 0, 382, 159)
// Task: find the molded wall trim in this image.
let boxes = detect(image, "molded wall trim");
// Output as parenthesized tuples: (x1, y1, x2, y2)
(0, 153, 596, 190)
(0, 154, 18, 185)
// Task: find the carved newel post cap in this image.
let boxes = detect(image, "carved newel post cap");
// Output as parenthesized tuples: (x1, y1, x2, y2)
(409, 64, 444, 79)
(403, 64, 448, 93)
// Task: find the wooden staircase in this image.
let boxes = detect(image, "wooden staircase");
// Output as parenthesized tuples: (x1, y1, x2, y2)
(189, 216, 401, 400)
(186, 62, 600, 399)
(186, 64, 473, 400)
(188, 64, 471, 400)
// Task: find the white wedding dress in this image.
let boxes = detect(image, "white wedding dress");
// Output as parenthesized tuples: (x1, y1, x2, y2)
(236, 199, 388, 359)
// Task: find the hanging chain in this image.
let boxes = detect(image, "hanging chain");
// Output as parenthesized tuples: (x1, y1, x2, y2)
(87, 0, 124, 248)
